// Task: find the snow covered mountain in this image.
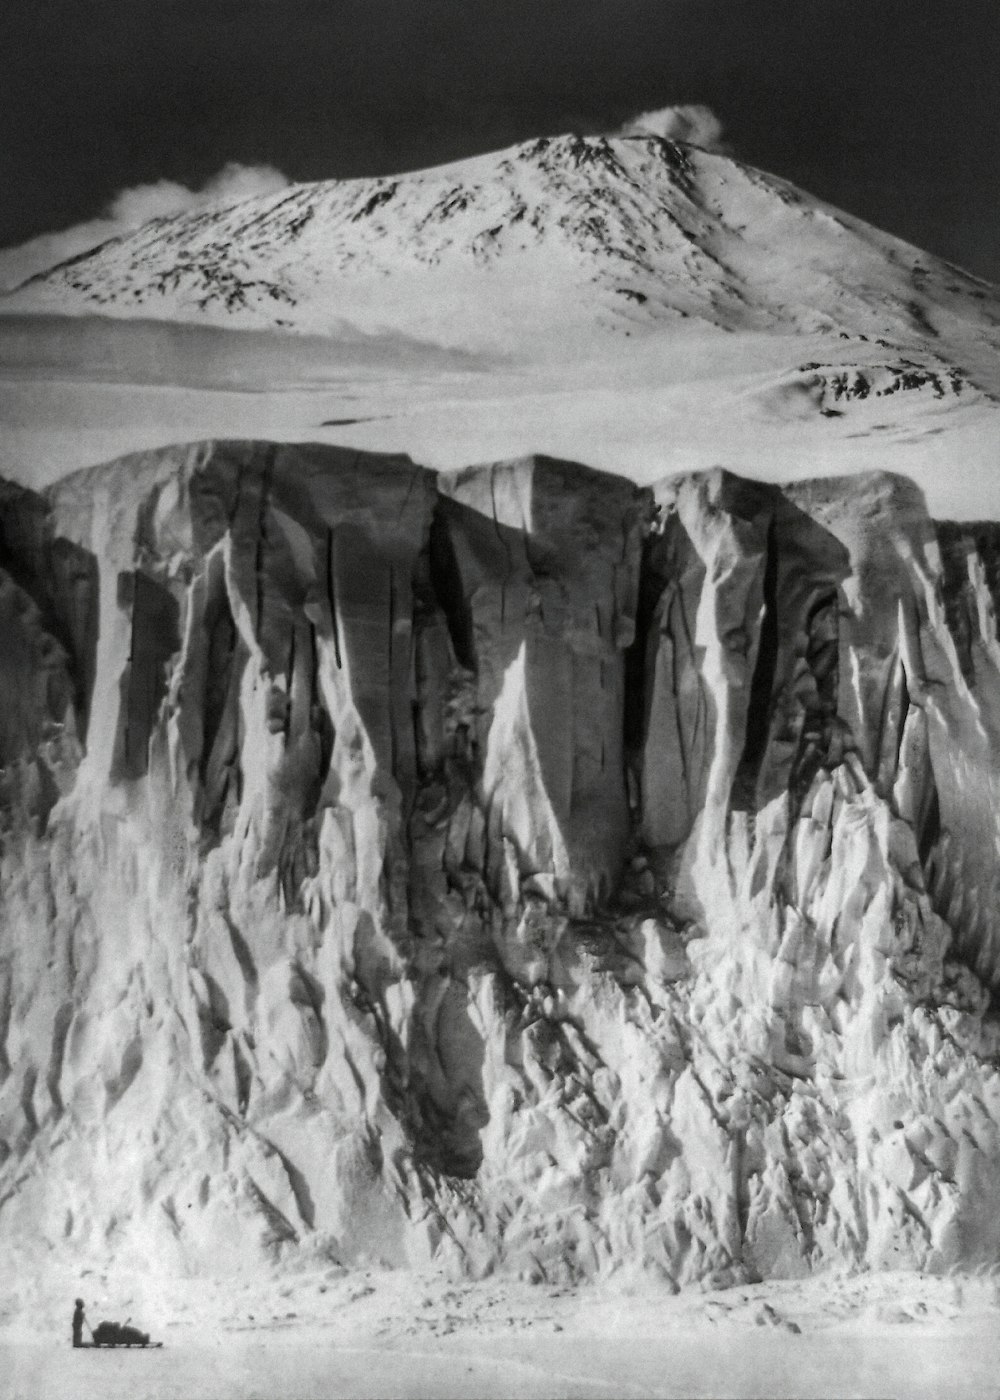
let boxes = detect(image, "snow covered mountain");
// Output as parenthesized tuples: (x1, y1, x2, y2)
(3, 133, 998, 523)
(7, 133, 1000, 364)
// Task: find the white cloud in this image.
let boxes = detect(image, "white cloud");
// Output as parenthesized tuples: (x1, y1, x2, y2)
(615, 104, 730, 153)
(0, 162, 291, 293)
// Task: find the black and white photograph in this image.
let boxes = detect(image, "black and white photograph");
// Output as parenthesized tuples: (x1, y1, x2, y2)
(1, 3, 999, 1397)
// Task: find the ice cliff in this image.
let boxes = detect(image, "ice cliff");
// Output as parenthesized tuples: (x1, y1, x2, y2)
(3, 442, 1000, 1286)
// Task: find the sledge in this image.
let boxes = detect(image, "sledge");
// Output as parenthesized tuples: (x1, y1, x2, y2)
(80, 1339, 163, 1349)
(85, 1320, 162, 1348)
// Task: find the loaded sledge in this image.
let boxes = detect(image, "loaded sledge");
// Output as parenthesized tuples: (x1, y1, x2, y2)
(85, 1320, 162, 1348)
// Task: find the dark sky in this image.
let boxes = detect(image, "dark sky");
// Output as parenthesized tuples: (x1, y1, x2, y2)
(2, 0, 998, 281)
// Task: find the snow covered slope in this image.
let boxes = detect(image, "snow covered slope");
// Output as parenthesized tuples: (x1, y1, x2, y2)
(4, 441, 1000, 1286)
(6, 135, 1000, 366)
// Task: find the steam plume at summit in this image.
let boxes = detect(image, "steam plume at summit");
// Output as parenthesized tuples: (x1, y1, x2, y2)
(614, 104, 730, 152)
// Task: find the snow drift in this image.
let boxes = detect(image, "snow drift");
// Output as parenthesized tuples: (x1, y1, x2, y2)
(3, 442, 1000, 1287)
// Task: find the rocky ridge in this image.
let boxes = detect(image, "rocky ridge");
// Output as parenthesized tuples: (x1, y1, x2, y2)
(3, 442, 1000, 1286)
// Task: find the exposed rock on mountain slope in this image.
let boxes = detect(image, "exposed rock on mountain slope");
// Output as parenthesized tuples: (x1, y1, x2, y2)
(759, 361, 984, 424)
(6, 135, 999, 368)
(3, 442, 1000, 1285)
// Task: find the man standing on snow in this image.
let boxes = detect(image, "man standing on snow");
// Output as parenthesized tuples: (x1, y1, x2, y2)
(72, 1299, 86, 1347)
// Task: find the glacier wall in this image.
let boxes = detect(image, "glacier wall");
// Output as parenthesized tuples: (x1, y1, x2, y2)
(3, 443, 1000, 1286)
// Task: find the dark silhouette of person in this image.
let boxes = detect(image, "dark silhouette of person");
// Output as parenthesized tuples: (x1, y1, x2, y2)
(72, 1299, 86, 1347)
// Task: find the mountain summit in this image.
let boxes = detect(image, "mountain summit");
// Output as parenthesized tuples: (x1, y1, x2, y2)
(7, 134, 1000, 360)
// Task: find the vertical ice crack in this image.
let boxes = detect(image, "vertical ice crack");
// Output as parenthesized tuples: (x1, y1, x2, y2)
(325, 528, 343, 669)
(253, 450, 274, 641)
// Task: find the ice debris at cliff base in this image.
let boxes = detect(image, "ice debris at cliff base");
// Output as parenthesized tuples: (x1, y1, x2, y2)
(2, 442, 1000, 1286)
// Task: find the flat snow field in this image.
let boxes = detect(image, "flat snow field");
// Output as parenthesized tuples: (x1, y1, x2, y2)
(3, 314, 999, 521)
(3, 1270, 999, 1400)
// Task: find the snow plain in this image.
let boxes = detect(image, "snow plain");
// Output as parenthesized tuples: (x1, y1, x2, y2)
(4, 1269, 1000, 1400)
(2, 313, 998, 522)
